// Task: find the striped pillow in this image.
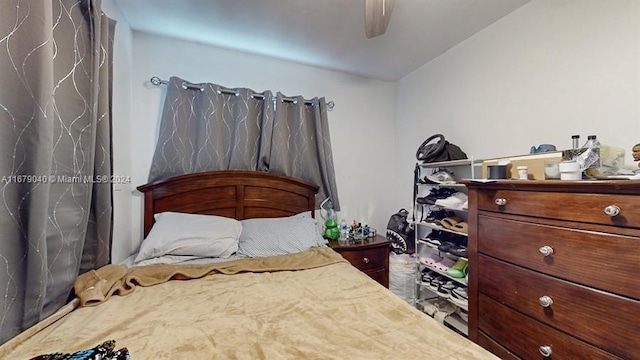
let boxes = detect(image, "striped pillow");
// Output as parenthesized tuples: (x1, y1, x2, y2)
(237, 214, 327, 257)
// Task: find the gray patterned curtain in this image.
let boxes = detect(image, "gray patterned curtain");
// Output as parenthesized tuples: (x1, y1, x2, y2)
(148, 77, 340, 210)
(0, 0, 115, 344)
(267, 92, 340, 210)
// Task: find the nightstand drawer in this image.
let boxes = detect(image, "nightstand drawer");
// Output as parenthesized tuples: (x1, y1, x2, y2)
(476, 189, 640, 228)
(478, 214, 640, 299)
(479, 295, 618, 360)
(338, 247, 385, 271)
(363, 268, 386, 285)
(329, 235, 391, 288)
(479, 255, 640, 359)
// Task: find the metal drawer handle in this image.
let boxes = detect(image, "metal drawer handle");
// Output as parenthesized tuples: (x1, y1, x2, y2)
(539, 295, 553, 308)
(363, 257, 370, 264)
(495, 198, 507, 206)
(539, 246, 554, 257)
(604, 205, 620, 217)
(539, 345, 553, 357)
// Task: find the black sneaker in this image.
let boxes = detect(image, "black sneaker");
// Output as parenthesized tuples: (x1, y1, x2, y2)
(438, 241, 456, 253)
(421, 269, 435, 283)
(424, 230, 445, 246)
(449, 245, 468, 258)
(423, 208, 446, 223)
(428, 276, 444, 291)
(451, 287, 468, 307)
(417, 188, 457, 205)
(423, 209, 455, 224)
(436, 282, 455, 298)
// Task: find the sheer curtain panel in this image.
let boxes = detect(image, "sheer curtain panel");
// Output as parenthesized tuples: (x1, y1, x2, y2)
(149, 78, 340, 210)
(0, 0, 115, 344)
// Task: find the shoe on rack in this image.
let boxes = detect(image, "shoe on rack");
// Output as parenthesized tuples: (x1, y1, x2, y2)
(440, 216, 462, 231)
(434, 192, 468, 209)
(451, 233, 468, 247)
(433, 299, 457, 315)
(446, 258, 468, 278)
(417, 187, 457, 205)
(426, 170, 457, 185)
(451, 287, 469, 308)
(424, 208, 455, 226)
(428, 276, 444, 291)
(420, 299, 439, 316)
(418, 176, 438, 185)
(436, 282, 455, 298)
(416, 196, 435, 205)
(449, 244, 468, 258)
(456, 304, 469, 321)
(421, 269, 435, 283)
(423, 231, 444, 247)
(434, 257, 456, 272)
(451, 221, 468, 234)
(419, 253, 443, 267)
(437, 241, 456, 253)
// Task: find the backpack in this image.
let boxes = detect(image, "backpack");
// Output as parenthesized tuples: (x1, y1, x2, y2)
(386, 209, 415, 254)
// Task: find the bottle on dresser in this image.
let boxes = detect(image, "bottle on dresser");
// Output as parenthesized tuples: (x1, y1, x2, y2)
(582, 135, 601, 177)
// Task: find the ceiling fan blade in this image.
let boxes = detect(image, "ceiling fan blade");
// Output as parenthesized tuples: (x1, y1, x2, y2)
(365, 0, 395, 39)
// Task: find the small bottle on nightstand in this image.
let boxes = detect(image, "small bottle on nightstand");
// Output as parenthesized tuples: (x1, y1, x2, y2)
(339, 219, 348, 241)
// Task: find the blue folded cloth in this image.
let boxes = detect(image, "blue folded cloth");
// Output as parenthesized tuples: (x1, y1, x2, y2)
(530, 144, 557, 153)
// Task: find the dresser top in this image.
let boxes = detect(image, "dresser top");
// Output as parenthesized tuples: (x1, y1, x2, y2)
(462, 179, 640, 194)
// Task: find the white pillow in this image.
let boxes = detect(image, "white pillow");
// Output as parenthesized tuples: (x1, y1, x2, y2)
(134, 212, 242, 263)
(237, 213, 327, 258)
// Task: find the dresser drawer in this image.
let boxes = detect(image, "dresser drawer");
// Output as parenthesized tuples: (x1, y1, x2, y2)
(338, 247, 386, 271)
(479, 255, 640, 359)
(477, 189, 640, 228)
(478, 215, 640, 299)
(479, 295, 618, 359)
(477, 332, 518, 360)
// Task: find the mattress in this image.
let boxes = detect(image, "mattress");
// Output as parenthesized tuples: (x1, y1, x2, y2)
(1, 247, 497, 359)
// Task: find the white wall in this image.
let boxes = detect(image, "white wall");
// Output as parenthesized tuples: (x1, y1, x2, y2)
(111, 32, 396, 262)
(107, 0, 639, 262)
(395, 0, 640, 207)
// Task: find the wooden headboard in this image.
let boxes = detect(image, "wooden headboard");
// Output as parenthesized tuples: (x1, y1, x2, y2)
(136, 171, 319, 236)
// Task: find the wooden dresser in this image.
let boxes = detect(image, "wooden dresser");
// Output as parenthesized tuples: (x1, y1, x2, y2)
(463, 180, 640, 359)
(330, 235, 391, 288)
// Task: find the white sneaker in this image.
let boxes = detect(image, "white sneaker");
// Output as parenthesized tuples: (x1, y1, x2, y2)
(434, 192, 468, 209)
(456, 306, 469, 322)
(426, 170, 456, 184)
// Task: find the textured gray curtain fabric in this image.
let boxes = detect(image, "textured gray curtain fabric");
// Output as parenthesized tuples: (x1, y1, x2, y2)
(267, 93, 340, 210)
(0, 0, 114, 344)
(148, 77, 274, 178)
(148, 78, 340, 209)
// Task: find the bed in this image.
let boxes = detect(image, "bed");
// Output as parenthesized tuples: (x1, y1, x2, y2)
(0, 171, 497, 359)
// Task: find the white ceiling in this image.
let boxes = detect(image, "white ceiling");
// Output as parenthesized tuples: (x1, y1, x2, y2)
(114, 0, 531, 81)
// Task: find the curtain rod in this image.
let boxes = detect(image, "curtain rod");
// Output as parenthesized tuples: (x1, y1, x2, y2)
(150, 77, 335, 110)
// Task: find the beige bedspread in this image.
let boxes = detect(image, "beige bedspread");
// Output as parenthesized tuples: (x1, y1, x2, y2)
(1, 248, 497, 359)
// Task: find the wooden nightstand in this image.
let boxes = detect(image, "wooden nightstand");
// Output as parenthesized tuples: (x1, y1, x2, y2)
(329, 234, 391, 288)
